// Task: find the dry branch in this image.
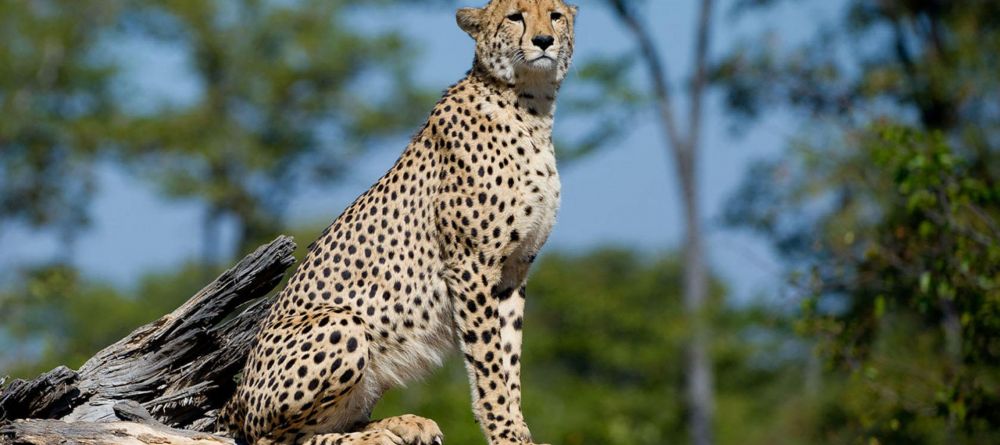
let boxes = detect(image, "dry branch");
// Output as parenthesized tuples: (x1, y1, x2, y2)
(0, 236, 297, 444)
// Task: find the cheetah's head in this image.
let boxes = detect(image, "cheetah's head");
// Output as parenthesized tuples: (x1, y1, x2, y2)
(457, 0, 578, 84)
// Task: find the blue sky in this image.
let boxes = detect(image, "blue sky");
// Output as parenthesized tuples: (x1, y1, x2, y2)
(1, 0, 846, 302)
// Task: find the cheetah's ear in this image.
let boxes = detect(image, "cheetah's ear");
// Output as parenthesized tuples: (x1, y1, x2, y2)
(568, 3, 579, 17)
(456, 7, 483, 37)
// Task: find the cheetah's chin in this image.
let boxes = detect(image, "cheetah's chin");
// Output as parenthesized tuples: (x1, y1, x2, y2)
(524, 56, 556, 71)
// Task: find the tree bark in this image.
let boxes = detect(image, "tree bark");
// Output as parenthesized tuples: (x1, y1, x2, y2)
(0, 236, 297, 443)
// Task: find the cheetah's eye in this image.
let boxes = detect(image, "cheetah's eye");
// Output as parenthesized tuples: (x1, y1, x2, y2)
(550, 12, 563, 21)
(507, 12, 524, 22)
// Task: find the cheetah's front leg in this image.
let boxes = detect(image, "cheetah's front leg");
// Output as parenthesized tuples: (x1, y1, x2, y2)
(496, 285, 528, 436)
(450, 272, 537, 445)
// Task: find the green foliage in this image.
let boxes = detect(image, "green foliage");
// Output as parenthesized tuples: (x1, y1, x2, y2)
(112, 0, 436, 255)
(717, 1, 1000, 441)
(0, 1, 436, 257)
(0, 1, 122, 236)
(725, 123, 1000, 443)
(716, 0, 1000, 444)
(815, 127, 999, 442)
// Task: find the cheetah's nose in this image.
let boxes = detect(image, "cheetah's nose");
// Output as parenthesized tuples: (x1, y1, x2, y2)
(531, 35, 555, 50)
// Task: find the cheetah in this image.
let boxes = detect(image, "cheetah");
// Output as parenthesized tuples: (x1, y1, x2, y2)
(217, 1, 577, 444)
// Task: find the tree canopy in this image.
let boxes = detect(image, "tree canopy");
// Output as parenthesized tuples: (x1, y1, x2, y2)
(717, 0, 1000, 442)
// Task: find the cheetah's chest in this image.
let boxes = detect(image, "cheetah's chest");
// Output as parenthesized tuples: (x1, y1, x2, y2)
(512, 136, 560, 258)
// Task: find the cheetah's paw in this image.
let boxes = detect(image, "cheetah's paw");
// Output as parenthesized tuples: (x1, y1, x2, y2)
(362, 414, 443, 445)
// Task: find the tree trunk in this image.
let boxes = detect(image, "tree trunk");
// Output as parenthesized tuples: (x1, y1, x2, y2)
(680, 156, 712, 445)
(0, 236, 297, 444)
(607, 1, 716, 443)
(202, 206, 222, 268)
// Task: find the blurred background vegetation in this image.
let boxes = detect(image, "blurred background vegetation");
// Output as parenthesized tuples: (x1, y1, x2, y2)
(1, 1, 998, 445)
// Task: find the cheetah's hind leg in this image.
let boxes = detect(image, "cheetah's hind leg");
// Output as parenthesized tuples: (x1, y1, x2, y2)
(299, 415, 443, 445)
(301, 430, 406, 445)
(235, 306, 374, 443)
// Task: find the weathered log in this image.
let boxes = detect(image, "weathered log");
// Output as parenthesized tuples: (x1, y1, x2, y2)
(1, 417, 235, 444)
(0, 236, 297, 443)
(0, 401, 238, 443)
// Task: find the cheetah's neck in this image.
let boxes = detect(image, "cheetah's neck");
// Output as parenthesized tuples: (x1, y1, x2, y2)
(468, 63, 561, 124)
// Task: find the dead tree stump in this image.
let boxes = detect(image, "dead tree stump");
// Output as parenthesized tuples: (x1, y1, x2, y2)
(0, 236, 297, 444)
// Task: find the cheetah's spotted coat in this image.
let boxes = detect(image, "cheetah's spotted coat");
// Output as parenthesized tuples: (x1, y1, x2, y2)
(218, 1, 577, 443)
